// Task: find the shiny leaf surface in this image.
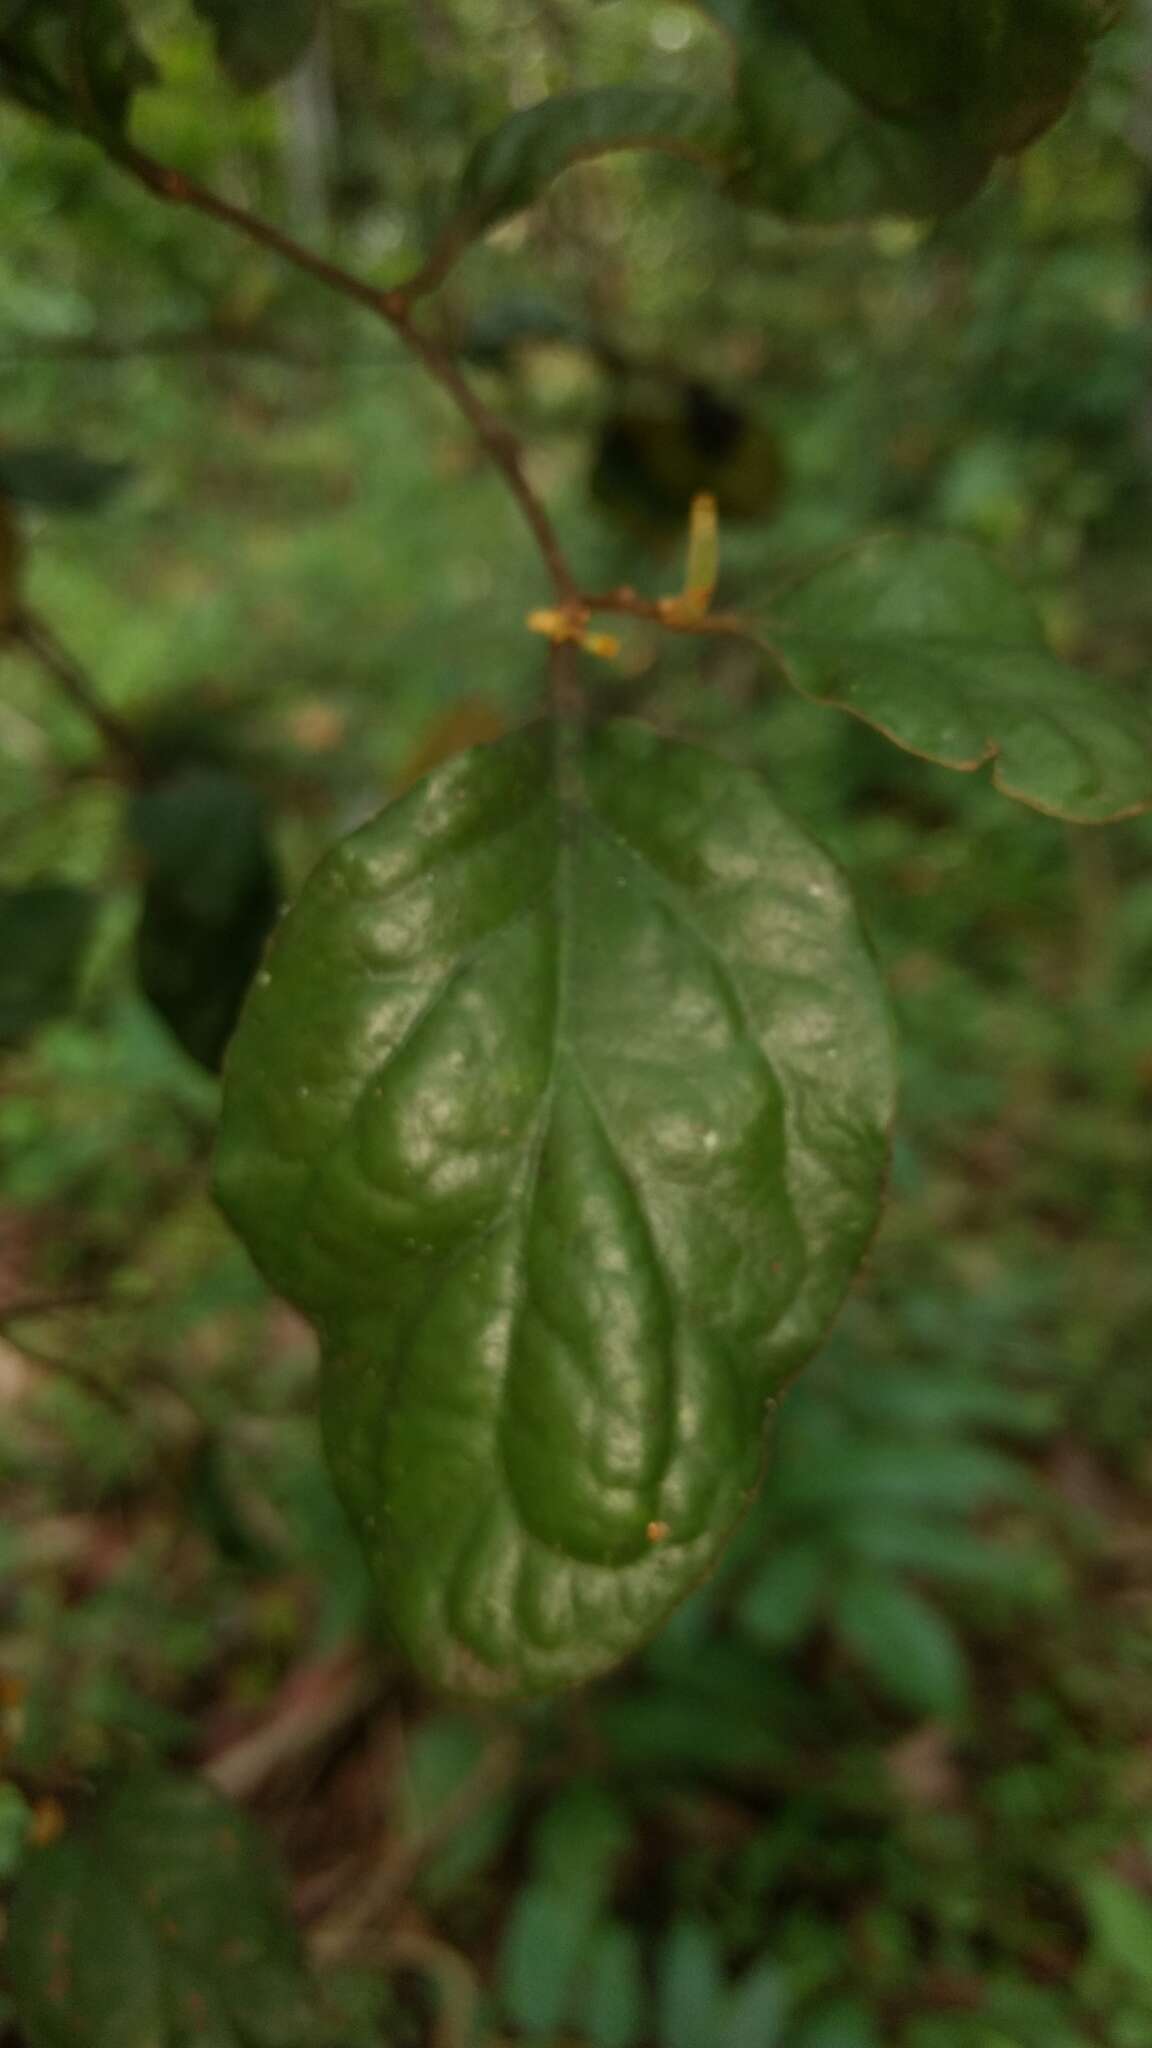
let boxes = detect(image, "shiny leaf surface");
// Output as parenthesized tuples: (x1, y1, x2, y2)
(762, 534, 1152, 823)
(216, 722, 894, 1698)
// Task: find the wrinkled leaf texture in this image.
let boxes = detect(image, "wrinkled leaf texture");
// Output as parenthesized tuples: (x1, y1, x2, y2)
(217, 723, 895, 1698)
(761, 534, 1152, 823)
(6, 1772, 318, 2047)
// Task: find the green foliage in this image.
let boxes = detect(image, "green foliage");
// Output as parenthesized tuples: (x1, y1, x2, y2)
(0, 0, 150, 133)
(5, 1771, 320, 2046)
(776, 0, 1116, 153)
(2, 2, 1151, 2043)
(763, 533, 1152, 822)
(452, 86, 741, 239)
(130, 767, 281, 1073)
(189, 0, 321, 93)
(216, 722, 895, 1696)
(0, 884, 96, 1046)
(0, 445, 132, 512)
(732, 15, 989, 222)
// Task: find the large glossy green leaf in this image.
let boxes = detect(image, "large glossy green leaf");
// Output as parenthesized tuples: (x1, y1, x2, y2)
(131, 767, 281, 1073)
(759, 534, 1152, 823)
(216, 721, 894, 1699)
(774, 0, 1117, 154)
(5, 1771, 319, 2047)
(190, 0, 320, 92)
(453, 88, 741, 238)
(733, 19, 990, 222)
(0, 0, 151, 133)
(0, 884, 96, 1048)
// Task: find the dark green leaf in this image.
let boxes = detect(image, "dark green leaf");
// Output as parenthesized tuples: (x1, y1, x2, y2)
(0, 885, 96, 1048)
(215, 721, 895, 1699)
(0, 446, 131, 512)
(5, 1771, 319, 2047)
(734, 22, 990, 223)
(761, 534, 1152, 823)
(835, 1573, 969, 1718)
(775, 0, 1118, 155)
(0, 0, 151, 134)
(500, 1793, 625, 2035)
(190, 0, 320, 92)
(453, 88, 741, 238)
(131, 767, 281, 1074)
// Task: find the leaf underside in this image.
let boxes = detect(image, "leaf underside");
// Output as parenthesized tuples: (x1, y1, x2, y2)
(216, 722, 894, 1700)
(763, 534, 1152, 824)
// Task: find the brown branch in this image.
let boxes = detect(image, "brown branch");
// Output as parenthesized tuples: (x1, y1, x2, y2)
(7, 609, 143, 773)
(582, 585, 755, 640)
(109, 146, 581, 605)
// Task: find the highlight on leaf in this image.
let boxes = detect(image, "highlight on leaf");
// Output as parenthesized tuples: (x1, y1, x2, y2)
(215, 722, 895, 1699)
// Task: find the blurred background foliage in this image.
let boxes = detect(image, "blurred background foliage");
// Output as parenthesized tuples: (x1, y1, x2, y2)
(3, 1, 1152, 2043)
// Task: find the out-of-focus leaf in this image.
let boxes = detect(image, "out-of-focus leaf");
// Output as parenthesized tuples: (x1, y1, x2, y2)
(130, 766, 281, 1073)
(737, 1543, 827, 1649)
(734, 23, 990, 223)
(499, 1884, 596, 2036)
(777, 0, 1119, 155)
(498, 1787, 628, 2036)
(788, 1997, 882, 2048)
(1081, 1871, 1152, 1986)
(0, 0, 152, 133)
(451, 88, 741, 239)
(835, 1573, 969, 1718)
(5, 1770, 320, 2047)
(725, 1956, 791, 2047)
(0, 446, 132, 513)
(580, 1922, 647, 2048)
(0, 885, 96, 1048)
(190, 0, 320, 92)
(760, 533, 1152, 823)
(657, 1917, 726, 2048)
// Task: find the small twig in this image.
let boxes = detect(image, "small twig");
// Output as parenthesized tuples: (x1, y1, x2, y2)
(582, 584, 754, 640)
(6, 610, 143, 773)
